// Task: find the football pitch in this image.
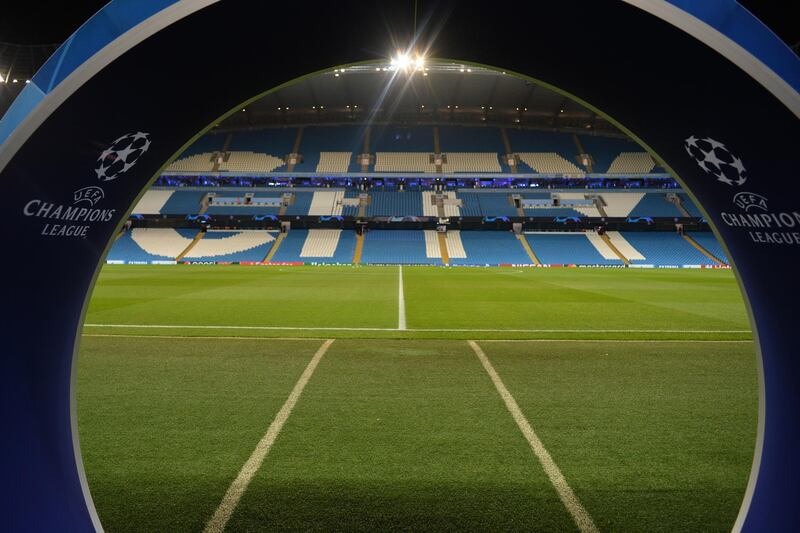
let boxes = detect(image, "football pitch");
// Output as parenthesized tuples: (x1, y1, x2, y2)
(78, 266, 758, 532)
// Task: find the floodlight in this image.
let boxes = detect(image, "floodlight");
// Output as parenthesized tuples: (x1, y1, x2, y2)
(25, 79, 30, 84)
(12, 78, 18, 83)
(0, 74, 4, 83)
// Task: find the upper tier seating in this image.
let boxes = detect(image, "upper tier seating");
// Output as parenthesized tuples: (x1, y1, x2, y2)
(621, 232, 717, 266)
(374, 152, 436, 173)
(371, 126, 433, 152)
(360, 230, 441, 265)
(577, 135, 642, 173)
(218, 152, 285, 172)
(507, 129, 576, 156)
(316, 152, 353, 173)
(525, 232, 623, 265)
(606, 152, 656, 174)
(132, 190, 174, 215)
(166, 153, 216, 172)
(449, 231, 532, 266)
(442, 152, 501, 173)
(517, 153, 584, 175)
(229, 128, 296, 154)
(438, 126, 505, 152)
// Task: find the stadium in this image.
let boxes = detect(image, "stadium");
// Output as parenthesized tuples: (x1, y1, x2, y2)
(1, 2, 798, 532)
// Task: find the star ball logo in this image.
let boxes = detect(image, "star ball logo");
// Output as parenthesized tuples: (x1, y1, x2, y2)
(95, 131, 151, 181)
(684, 136, 747, 186)
(23, 131, 152, 238)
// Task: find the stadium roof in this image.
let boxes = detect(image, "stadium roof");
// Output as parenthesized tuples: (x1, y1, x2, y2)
(216, 61, 622, 135)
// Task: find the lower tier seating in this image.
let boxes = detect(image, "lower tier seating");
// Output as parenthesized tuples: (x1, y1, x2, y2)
(360, 230, 441, 265)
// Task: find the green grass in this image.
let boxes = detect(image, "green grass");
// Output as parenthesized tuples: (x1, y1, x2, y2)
(78, 265, 758, 531)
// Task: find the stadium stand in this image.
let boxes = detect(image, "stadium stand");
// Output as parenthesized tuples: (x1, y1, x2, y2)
(284, 191, 314, 215)
(507, 129, 576, 156)
(270, 229, 355, 264)
(680, 194, 704, 217)
(438, 126, 505, 152)
(621, 232, 717, 266)
(132, 190, 174, 215)
(229, 128, 295, 154)
(597, 192, 645, 217)
(374, 152, 436, 173)
(159, 190, 207, 214)
(181, 230, 277, 263)
(205, 192, 282, 215)
(449, 231, 533, 266)
(301, 126, 364, 173)
(421, 191, 439, 217)
(628, 193, 684, 218)
(218, 152, 285, 172)
(165, 153, 216, 173)
(525, 232, 624, 265)
(688, 232, 729, 264)
(308, 190, 344, 216)
(444, 231, 467, 259)
(365, 191, 423, 217)
(607, 152, 656, 174)
(456, 192, 484, 217)
(458, 191, 517, 217)
(360, 230, 442, 265)
(372, 126, 433, 152)
(604, 231, 646, 260)
(442, 152, 501, 173)
(423, 230, 442, 259)
(577, 134, 642, 173)
(517, 153, 584, 175)
(107, 230, 178, 263)
(316, 152, 353, 173)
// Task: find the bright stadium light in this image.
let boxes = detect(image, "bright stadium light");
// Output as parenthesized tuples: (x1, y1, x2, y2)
(0, 73, 4, 83)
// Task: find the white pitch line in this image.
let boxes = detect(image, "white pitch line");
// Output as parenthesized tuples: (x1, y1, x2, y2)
(398, 265, 407, 331)
(203, 338, 334, 533)
(468, 340, 599, 533)
(79, 333, 753, 344)
(83, 323, 751, 334)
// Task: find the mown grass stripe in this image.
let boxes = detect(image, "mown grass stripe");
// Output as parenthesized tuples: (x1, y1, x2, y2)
(84, 323, 751, 334)
(469, 340, 599, 533)
(203, 339, 334, 533)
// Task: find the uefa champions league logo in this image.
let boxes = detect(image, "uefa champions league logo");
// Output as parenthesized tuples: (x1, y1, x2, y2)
(95, 131, 151, 181)
(684, 135, 747, 186)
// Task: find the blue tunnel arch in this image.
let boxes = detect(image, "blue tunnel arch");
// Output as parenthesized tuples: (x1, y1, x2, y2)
(0, 1, 798, 531)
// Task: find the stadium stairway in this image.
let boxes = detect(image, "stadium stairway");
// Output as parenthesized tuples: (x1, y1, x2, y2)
(175, 230, 204, 261)
(605, 231, 645, 262)
(585, 231, 624, 263)
(263, 232, 286, 262)
(353, 233, 364, 264)
(672, 195, 692, 217)
(437, 232, 450, 265)
(682, 234, 726, 266)
(599, 233, 630, 265)
(516, 234, 541, 265)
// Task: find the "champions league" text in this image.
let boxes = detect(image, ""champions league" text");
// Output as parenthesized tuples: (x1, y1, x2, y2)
(23, 199, 116, 237)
